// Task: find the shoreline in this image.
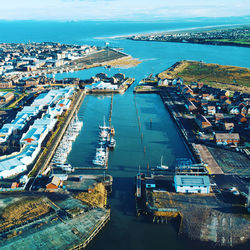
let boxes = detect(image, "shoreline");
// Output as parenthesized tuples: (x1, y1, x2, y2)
(101, 23, 250, 40)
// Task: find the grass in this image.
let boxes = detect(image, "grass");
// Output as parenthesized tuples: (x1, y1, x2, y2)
(7, 93, 27, 109)
(75, 183, 107, 208)
(158, 60, 250, 93)
(0, 197, 51, 232)
(206, 39, 250, 45)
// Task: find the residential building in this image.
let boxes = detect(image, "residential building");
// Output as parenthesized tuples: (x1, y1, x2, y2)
(215, 133, 240, 146)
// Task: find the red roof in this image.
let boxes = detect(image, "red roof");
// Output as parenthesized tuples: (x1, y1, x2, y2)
(24, 138, 35, 143)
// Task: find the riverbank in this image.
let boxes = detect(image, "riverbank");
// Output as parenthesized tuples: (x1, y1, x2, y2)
(158, 60, 250, 93)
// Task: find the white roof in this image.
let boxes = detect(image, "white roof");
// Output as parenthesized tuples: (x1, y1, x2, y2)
(175, 175, 210, 187)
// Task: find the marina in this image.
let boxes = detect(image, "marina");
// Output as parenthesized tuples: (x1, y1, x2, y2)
(51, 114, 83, 167)
(0, 20, 250, 250)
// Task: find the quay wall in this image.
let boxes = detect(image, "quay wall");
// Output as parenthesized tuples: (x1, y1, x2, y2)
(159, 90, 199, 163)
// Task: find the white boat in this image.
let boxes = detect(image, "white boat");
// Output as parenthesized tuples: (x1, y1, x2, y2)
(99, 130, 108, 138)
(99, 116, 110, 130)
(93, 159, 105, 166)
(108, 137, 116, 149)
(55, 164, 75, 172)
(156, 156, 168, 170)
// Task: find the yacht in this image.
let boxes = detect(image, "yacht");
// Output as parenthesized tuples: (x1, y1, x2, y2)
(156, 156, 169, 170)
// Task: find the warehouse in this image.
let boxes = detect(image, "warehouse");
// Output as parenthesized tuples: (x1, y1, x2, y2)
(174, 175, 210, 194)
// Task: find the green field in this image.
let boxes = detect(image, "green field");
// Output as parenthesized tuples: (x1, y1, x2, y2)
(206, 39, 250, 45)
(158, 61, 250, 93)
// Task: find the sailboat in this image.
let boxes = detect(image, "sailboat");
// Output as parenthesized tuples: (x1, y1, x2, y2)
(156, 156, 169, 170)
(99, 116, 109, 130)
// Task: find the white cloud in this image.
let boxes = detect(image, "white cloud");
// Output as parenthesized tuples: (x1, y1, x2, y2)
(0, 0, 249, 20)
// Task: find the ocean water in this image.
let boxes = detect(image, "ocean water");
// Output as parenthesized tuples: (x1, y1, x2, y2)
(1, 20, 249, 250)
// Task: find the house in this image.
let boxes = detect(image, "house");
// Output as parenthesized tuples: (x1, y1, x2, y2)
(196, 114, 212, 130)
(228, 105, 240, 115)
(25, 77, 39, 87)
(214, 113, 224, 124)
(223, 122, 234, 131)
(0, 80, 13, 88)
(236, 113, 247, 124)
(174, 175, 210, 194)
(207, 106, 216, 115)
(215, 133, 240, 146)
(181, 85, 193, 95)
(0, 92, 14, 103)
(46, 176, 61, 189)
(185, 100, 197, 112)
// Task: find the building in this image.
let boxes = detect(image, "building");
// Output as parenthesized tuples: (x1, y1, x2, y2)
(0, 80, 13, 88)
(46, 176, 61, 189)
(185, 100, 197, 112)
(207, 106, 216, 115)
(145, 179, 156, 189)
(214, 113, 224, 122)
(25, 77, 39, 87)
(0, 91, 14, 103)
(195, 114, 212, 130)
(174, 175, 210, 194)
(215, 133, 240, 146)
(224, 122, 234, 131)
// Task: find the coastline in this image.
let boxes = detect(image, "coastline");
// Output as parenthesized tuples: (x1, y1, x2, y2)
(103, 23, 250, 40)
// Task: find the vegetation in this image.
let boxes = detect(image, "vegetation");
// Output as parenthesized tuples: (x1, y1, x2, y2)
(102, 56, 141, 68)
(75, 183, 107, 208)
(158, 60, 250, 93)
(0, 198, 51, 232)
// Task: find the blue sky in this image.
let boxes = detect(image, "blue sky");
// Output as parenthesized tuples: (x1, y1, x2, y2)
(0, 0, 249, 20)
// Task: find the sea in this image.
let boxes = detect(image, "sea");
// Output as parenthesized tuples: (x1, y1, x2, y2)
(1, 20, 249, 250)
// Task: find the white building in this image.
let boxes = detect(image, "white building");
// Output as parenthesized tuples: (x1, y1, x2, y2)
(174, 175, 210, 194)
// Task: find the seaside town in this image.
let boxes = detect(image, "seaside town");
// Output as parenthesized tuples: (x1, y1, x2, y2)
(0, 40, 249, 249)
(129, 26, 250, 47)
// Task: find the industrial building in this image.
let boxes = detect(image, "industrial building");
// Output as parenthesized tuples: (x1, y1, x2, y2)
(174, 175, 210, 194)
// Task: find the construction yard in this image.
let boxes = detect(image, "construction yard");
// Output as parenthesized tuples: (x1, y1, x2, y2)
(146, 188, 250, 246)
(208, 146, 250, 176)
(0, 176, 110, 249)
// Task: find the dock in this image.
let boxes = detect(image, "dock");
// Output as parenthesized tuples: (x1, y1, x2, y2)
(70, 209, 110, 249)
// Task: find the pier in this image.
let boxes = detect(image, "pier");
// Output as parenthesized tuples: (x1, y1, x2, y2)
(159, 89, 198, 163)
(70, 209, 110, 249)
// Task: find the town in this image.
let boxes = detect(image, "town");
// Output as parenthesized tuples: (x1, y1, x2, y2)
(0, 45, 249, 248)
(129, 26, 250, 47)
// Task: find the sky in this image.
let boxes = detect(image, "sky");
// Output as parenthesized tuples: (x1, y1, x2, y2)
(0, 0, 249, 21)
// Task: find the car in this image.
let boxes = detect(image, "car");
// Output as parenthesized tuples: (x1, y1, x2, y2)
(229, 187, 237, 192)
(232, 190, 240, 196)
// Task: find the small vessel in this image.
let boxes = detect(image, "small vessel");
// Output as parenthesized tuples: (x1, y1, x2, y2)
(56, 164, 75, 172)
(108, 137, 116, 149)
(99, 116, 109, 130)
(93, 159, 105, 166)
(156, 156, 168, 170)
(99, 130, 109, 138)
(110, 127, 115, 136)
